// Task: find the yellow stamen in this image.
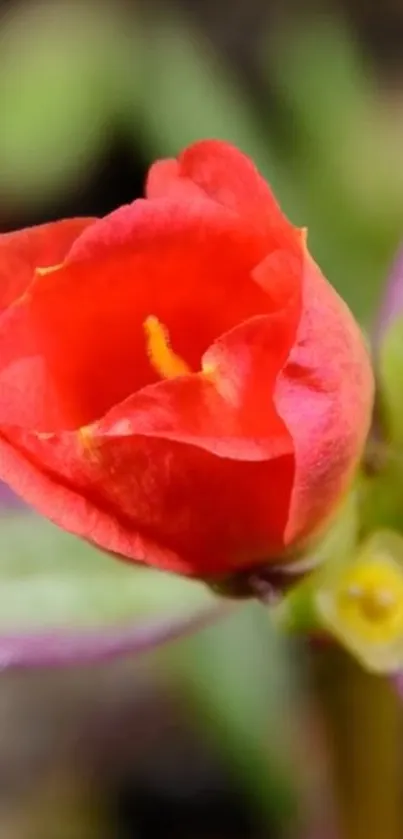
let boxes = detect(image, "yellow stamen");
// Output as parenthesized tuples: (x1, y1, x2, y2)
(335, 557, 403, 643)
(78, 425, 100, 462)
(78, 425, 93, 447)
(144, 315, 191, 379)
(344, 583, 397, 623)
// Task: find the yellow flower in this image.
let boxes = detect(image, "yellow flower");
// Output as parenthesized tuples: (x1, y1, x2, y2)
(316, 531, 403, 673)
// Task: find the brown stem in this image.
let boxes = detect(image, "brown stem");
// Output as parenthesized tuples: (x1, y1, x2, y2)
(311, 646, 402, 839)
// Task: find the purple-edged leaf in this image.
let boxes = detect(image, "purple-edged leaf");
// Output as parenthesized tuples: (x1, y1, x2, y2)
(374, 245, 403, 351)
(0, 608, 226, 670)
(370, 244, 403, 449)
(0, 513, 225, 668)
(0, 482, 25, 509)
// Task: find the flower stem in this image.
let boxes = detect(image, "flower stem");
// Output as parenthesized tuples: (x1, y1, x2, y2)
(311, 646, 402, 839)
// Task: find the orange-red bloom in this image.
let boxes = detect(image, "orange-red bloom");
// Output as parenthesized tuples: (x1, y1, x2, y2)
(0, 141, 373, 578)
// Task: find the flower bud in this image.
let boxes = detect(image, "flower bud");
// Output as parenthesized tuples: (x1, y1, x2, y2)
(0, 140, 373, 578)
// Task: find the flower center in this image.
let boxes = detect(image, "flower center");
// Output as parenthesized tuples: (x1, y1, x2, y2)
(144, 316, 192, 379)
(335, 557, 403, 642)
(344, 583, 397, 623)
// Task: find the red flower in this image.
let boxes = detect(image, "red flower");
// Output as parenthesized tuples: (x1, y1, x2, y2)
(0, 141, 373, 578)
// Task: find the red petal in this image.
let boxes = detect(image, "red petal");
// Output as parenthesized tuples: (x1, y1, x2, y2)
(146, 159, 180, 198)
(146, 139, 295, 244)
(275, 255, 374, 548)
(95, 244, 301, 458)
(0, 218, 95, 313)
(0, 198, 292, 431)
(0, 425, 294, 577)
(97, 313, 296, 458)
(0, 305, 300, 576)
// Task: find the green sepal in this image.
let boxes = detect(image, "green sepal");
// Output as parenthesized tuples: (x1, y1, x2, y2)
(272, 490, 359, 634)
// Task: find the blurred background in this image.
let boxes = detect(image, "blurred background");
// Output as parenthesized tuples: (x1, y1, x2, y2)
(0, 0, 402, 835)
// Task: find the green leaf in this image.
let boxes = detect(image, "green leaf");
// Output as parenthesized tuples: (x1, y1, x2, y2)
(273, 491, 359, 634)
(167, 604, 303, 831)
(0, 3, 132, 205)
(133, 19, 297, 213)
(378, 316, 403, 447)
(358, 453, 403, 537)
(0, 513, 216, 632)
(262, 18, 400, 321)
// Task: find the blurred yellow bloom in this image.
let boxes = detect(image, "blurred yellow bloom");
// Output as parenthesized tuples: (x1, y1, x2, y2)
(316, 531, 403, 673)
(334, 558, 403, 644)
